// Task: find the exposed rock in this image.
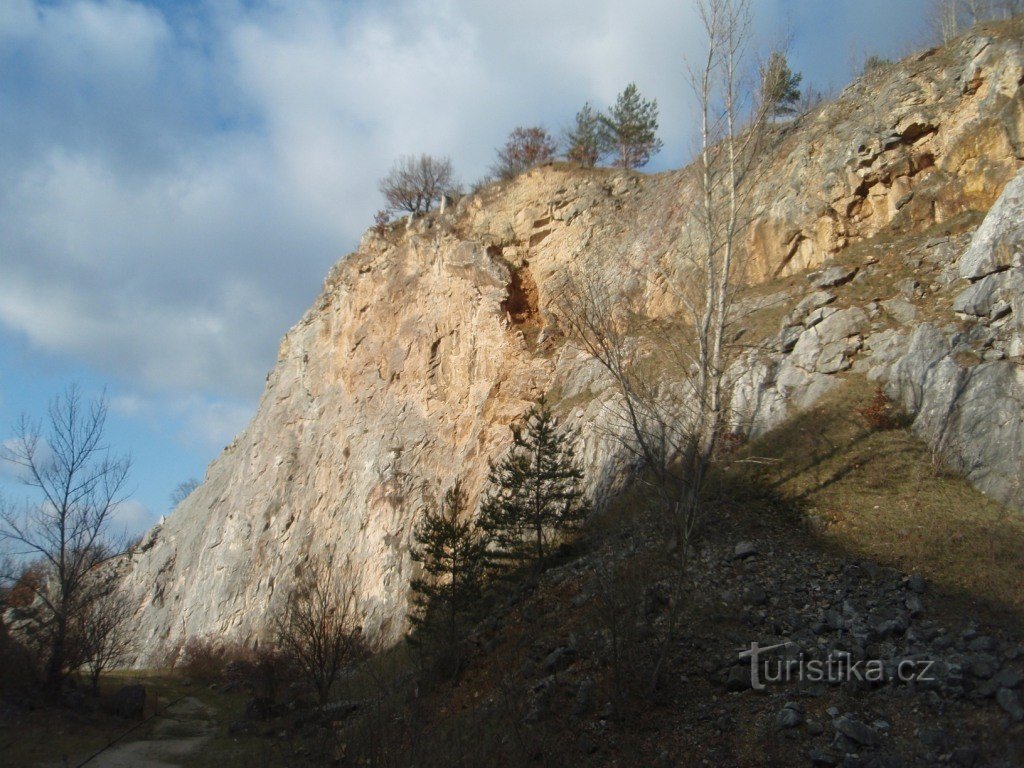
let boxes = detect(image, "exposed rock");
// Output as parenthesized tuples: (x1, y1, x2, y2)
(776, 704, 804, 729)
(833, 715, 880, 746)
(996, 687, 1024, 721)
(814, 266, 859, 289)
(880, 298, 918, 325)
(958, 170, 1024, 280)
(114, 32, 1024, 662)
(733, 541, 759, 560)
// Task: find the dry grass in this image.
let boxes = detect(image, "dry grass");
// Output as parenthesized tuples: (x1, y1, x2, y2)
(723, 375, 1024, 622)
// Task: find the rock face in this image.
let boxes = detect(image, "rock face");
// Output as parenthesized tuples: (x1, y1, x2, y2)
(120, 29, 1024, 664)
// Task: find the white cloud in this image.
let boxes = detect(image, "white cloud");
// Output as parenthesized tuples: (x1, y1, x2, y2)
(111, 498, 157, 538)
(0, 0, 933, 407)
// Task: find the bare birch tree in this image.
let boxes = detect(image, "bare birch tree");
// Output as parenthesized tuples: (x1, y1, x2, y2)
(557, 0, 771, 693)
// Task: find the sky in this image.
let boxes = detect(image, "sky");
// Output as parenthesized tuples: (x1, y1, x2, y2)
(0, 0, 936, 539)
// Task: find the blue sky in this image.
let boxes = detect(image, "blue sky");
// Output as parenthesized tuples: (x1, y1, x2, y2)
(0, 0, 935, 538)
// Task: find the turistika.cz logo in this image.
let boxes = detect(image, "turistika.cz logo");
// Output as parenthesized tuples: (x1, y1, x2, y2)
(738, 641, 936, 691)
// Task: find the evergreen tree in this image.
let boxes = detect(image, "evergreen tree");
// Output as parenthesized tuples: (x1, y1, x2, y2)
(479, 398, 589, 571)
(760, 52, 802, 118)
(409, 482, 488, 645)
(565, 102, 605, 167)
(600, 83, 663, 170)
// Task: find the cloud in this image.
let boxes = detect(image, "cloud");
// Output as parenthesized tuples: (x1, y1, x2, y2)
(111, 389, 253, 454)
(111, 498, 157, 538)
(0, 0, 933, 408)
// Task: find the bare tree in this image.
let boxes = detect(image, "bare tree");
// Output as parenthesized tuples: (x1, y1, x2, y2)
(273, 557, 368, 705)
(557, 0, 771, 693)
(931, 0, 961, 42)
(491, 126, 558, 180)
(169, 477, 200, 508)
(929, 0, 1020, 43)
(72, 580, 137, 690)
(0, 386, 131, 693)
(379, 154, 456, 215)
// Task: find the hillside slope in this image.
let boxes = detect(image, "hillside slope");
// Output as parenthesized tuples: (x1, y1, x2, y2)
(120, 25, 1024, 664)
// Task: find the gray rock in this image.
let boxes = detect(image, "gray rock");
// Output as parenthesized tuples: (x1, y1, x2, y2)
(833, 715, 879, 746)
(888, 325, 1024, 511)
(733, 541, 759, 560)
(814, 266, 859, 289)
(992, 667, 1024, 689)
(744, 585, 769, 606)
(967, 635, 996, 652)
(880, 298, 918, 325)
(919, 727, 952, 751)
(789, 308, 867, 374)
(958, 168, 1024, 280)
(792, 290, 838, 320)
(542, 646, 577, 674)
(907, 573, 926, 594)
(997, 687, 1024, 721)
(577, 734, 599, 754)
(809, 747, 839, 766)
(725, 665, 752, 691)
(951, 747, 979, 767)
(780, 325, 803, 352)
(953, 269, 1023, 319)
(776, 705, 804, 729)
(571, 678, 595, 717)
(903, 595, 923, 618)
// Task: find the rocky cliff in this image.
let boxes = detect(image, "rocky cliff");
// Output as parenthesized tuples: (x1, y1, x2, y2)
(121, 27, 1024, 664)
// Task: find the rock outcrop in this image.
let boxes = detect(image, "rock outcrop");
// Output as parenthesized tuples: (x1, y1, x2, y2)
(120, 27, 1024, 664)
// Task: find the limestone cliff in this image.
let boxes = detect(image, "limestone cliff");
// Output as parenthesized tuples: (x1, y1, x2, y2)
(121, 27, 1024, 664)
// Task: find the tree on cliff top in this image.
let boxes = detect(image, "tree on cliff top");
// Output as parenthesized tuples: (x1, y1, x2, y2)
(565, 103, 606, 167)
(601, 83, 663, 170)
(379, 154, 456, 215)
(491, 126, 558, 180)
(760, 51, 802, 117)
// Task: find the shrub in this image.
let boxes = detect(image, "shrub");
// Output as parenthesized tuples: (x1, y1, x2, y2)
(491, 126, 558, 181)
(372, 209, 391, 236)
(177, 636, 231, 680)
(856, 387, 905, 430)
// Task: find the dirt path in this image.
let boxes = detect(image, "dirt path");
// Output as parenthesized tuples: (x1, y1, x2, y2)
(77, 696, 216, 768)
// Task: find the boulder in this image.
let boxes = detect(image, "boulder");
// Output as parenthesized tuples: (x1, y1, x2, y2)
(958, 168, 1024, 280)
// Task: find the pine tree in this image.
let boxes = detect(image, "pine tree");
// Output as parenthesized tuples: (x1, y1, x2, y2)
(600, 83, 663, 170)
(479, 398, 589, 571)
(760, 52, 802, 118)
(409, 482, 488, 645)
(565, 103, 604, 167)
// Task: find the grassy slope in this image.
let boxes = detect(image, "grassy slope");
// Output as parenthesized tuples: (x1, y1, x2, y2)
(723, 375, 1024, 624)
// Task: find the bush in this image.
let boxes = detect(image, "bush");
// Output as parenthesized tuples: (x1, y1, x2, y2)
(856, 387, 906, 430)
(177, 636, 234, 680)
(491, 126, 558, 181)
